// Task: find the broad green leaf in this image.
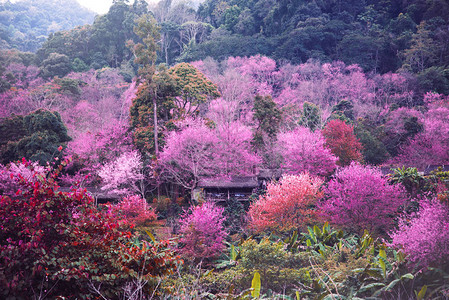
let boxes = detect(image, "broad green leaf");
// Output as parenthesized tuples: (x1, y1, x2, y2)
(416, 285, 427, 300)
(313, 225, 321, 238)
(385, 278, 401, 291)
(231, 244, 237, 261)
(401, 273, 414, 280)
(357, 282, 385, 294)
(145, 229, 155, 242)
(364, 268, 384, 279)
(251, 272, 261, 298)
(378, 257, 386, 278)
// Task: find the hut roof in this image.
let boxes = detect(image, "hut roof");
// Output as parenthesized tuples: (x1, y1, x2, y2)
(197, 176, 259, 189)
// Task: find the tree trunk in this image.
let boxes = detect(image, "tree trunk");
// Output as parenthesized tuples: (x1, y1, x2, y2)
(153, 92, 159, 157)
(153, 91, 160, 200)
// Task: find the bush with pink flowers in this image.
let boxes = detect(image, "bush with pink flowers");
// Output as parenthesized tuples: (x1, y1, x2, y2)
(178, 202, 227, 260)
(390, 199, 449, 268)
(320, 163, 406, 234)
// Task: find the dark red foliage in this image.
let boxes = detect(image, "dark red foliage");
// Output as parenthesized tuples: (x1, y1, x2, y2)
(322, 119, 363, 166)
(0, 158, 179, 299)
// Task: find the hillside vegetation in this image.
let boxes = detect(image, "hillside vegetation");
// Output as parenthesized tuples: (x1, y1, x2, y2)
(0, 0, 95, 52)
(1, 0, 449, 299)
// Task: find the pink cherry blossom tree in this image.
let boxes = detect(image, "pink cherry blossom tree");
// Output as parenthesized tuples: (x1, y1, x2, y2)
(214, 121, 261, 177)
(109, 194, 158, 227)
(248, 174, 324, 233)
(278, 127, 337, 177)
(179, 202, 228, 260)
(62, 123, 134, 186)
(390, 198, 449, 267)
(320, 163, 406, 235)
(159, 119, 219, 193)
(97, 150, 147, 197)
(394, 104, 449, 167)
(159, 118, 260, 194)
(0, 160, 46, 196)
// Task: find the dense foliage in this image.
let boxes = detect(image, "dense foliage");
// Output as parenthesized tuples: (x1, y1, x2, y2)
(0, 158, 178, 298)
(390, 198, 449, 268)
(0, 109, 71, 165)
(248, 174, 323, 233)
(1, 1, 449, 298)
(179, 202, 227, 261)
(278, 127, 337, 177)
(322, 119, 363, 166)
(320, 163, 407, 234)
(0, 0, 95, 52)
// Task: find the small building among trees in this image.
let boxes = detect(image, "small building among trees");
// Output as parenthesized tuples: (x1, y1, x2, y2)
(193, 176, 259, 202)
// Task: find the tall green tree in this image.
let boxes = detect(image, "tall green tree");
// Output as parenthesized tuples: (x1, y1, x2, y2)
(299, 102, 321, 131)
(168, 62, 220, 119)
(129, 14, 176, 157)
(402, 21, 438, 73)
(252, 95, 282, 167)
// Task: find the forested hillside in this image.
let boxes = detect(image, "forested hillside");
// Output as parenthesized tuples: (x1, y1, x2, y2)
(0, 0, 95, 52)
(1, 0, 449, 299)
(27, 0, 449, 93)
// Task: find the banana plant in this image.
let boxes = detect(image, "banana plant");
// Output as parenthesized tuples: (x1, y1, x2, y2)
(352, 247, 414, 298)
(215, 241, 241, 269)
(354, 230, 374, 258)
(300, 222, 344, 257)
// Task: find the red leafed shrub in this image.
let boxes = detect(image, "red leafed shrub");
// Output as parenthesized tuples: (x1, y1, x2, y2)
(320, 163, 406, 234)
(179, 202, 228, 261)
(110, 194, 158, 226)
(322, 119, 363, 166)
(0, 158, 179, 299)
(389, 199, 449, 268)
(248, 174, 324, 233)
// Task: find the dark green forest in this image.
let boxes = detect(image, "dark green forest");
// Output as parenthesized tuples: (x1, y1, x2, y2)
(0, 0, 95, 52)
(2, 0, 448, 92)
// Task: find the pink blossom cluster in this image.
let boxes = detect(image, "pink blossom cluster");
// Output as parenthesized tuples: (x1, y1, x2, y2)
(0, 161, 46, 196)
(248, 174, 324, 233)
(320, 163, 406, 234)
(278, 127, 337, 177)
(390, 199, 449, 267)
(179, 202, 227, 259)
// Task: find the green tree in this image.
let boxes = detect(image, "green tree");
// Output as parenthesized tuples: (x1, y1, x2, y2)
(168, 62, 220, 119)
(0, 109, 71, 165)
(328, 99, 354, 123)
(417, 66, 449, 94)
(252, 95, 282, 168)
(129, 14, 178, 156)
(253, 95, 282, 146)
(40, 52, 72, 79)
(402, 21, 438, 73)
(299, 101, 321, 131)
(354, 123, 390, 165)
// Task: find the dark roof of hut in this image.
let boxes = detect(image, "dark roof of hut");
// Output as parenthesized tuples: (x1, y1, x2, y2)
(197, 176, 259, 188)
